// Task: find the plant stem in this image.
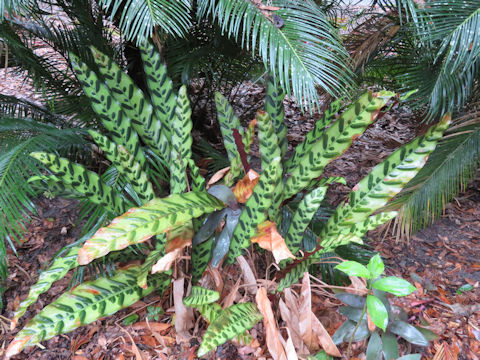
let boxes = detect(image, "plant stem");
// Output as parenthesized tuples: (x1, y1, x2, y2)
(347, 301, 368, 358)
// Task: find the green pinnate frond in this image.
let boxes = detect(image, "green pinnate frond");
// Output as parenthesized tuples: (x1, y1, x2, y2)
(197, 302, 262, 357)
(285, 98, 342, 172)
(6, 266, 171, 358)
(77, 191, 225, 265)
(140, 43, 175, 159)
(283, 91, 395, 200)
(137, 238, 165, 289)
(191, 237, 214, 283)
(215, 92, 244, 183)
(30, 152, 128, 214)
(69, 54, 147, 169)
(11, 246, 80, 329)
(277, 257, 317, 292)
(170, 85, 193, 194)
(265, 76, 287, 158)
(321, 114, 451, 250)
(227, 158, 281, 263)
(90, 47, 167, 162)
(183, 286, 220, 307)
(89, 130, 155, 204)
(285, 186, 327, 254)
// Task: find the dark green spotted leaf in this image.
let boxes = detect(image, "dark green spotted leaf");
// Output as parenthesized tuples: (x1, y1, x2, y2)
(77, 191, 225, 265)
(265, 76, 287, 159)
(276, 257, 317, 292)
(366, 332, 383, 360)
(389, 320, 429, 346)
(6, 267, 171, 358)
(137, 238, 166, 289)
(183, 286, 220, 307)
(367, 295, 388, 331)
(372, 277, 416, 297)
(191, 237, 214, 284)
(197, 302, 262, 357)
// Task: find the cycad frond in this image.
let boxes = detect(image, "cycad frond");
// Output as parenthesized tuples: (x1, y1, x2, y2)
(386, 108, 480, 237)
(99, 0, 191, 43)
(199, 0, 353, 110)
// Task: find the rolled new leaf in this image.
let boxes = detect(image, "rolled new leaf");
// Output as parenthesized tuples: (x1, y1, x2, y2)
(197, 303, 263, 357)
(283, 91, 395, 200)
(6, 266, 171, 358)
(77, 191, 225, 265)
(321, 114, 451, 250)
(30, 152, 128, 214)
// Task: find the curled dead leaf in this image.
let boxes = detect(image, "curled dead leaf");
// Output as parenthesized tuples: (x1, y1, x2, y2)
(251, 221, 295, 263)
(207, 167, 231, 187)
(233, 169, 260, 203)
(151, 247, 183, 273)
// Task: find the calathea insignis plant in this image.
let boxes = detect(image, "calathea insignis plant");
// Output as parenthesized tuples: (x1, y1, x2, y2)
(6, 43, 449, 358)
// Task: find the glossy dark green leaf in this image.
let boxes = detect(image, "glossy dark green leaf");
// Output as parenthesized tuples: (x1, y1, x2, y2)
(208, 185, 238, 209)
(456, 284, 474, 294)
(335, 293, 366, 309)
(373, 288, 391, 314)
(332, 320, 355, 345)
(339, 306, 367, 322)
(332, 319, 369, 345)
(382, 332, 399, 360)
(192, 210, 227, 246)
(335, 261, 370, 278)
(367, 254, 384, 280)
(366, 332, 383, 360)
(396, 355, 421, 360)
(367, 295, 388, 331)
(211, 208, 240, 268)
(123, 314, 139, 325)
(416, 326, 440, 341)
(373, 277, 416, 296)
(389, 320, 429, 346)
(308, 350, 333, 360)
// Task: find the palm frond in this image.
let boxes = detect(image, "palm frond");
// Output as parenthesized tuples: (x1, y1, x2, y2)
(385, 108, 480, 237)
(199, 0, 353, 111)
(99, 0, 191, 43)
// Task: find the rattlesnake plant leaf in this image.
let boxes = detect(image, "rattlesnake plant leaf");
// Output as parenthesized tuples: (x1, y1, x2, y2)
(276, 257, 318, 292)
(70, 54, 146, 169)
(215, 92, 244, 183)
(191, 237, 214, 283)
(188, 158, 206, 192)
(283, 91, 395, 200)
(90, 47, 167, 161)
(197, 302, 222, 323)
(321, 114, 451, 250)
(140, 43, 175, 160)
(11, 246, 80, 330)
(170, 85, 193, 194)
(88, 130, 155, 204)
(197, 302, 263, 357)
(77, 191, 225, 265)
(30, 152, 128, 214)
(285, 187, 327, 254)
(265, 76, 287, 159)
(28, 175, 84, 199)
(137, 238, 166, 289)
(257, 110, 283, 221)
(227, 158, 281, 264)
(183, 286, 220, 307)
(243, 119, 257, 161)
(6, 266, 171, 358)
(285, 98, 342, 172)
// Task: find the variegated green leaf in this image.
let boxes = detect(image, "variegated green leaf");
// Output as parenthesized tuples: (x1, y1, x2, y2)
(285, 187, 327, 254)
(227, 159, 281, 264)
(70, 54, 146, 169)
(197, 303, 262, 357)
(215, 92, 244, 183)
(11, 246, 80, 329)
(243, 118, 256, 160)
(170, 85, 193, 194)
(191, 237, 214, 284)
(265, 76, 287, 158)
(183, 286, 220, 307)
(77, 191, 225, 265)
(321, 114, 451, 251)
(89, 130, 155, 204)
(283, 91, 395, 200)
(140, 43, 175, 160)
(188, 158, 206, 192)
(276, 257, 318, 292)
(30, 152, 128, 214)
(28, 175, 84, 199)
(137, 238, 166, 289)
(90, 47, 168, 162)
(285, 98, 342, 172)
(197, 302, 222, 323)
(6, 267, 171, 358)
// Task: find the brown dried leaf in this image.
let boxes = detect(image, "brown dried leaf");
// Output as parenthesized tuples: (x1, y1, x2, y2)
(233, 169, 260, 203)
(251, 221, 295, 263)
(207, 167, 231, 187)
(298, 272, 317, 351)
(173, 278, 194, 341)
(237, 255, 257, 294)
(151, 247, 183, 273)
(256, 287, 288, 360)
(310, 311, 341, 357)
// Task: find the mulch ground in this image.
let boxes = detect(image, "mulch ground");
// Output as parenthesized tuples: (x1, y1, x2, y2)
(1, 69, 479, 359)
